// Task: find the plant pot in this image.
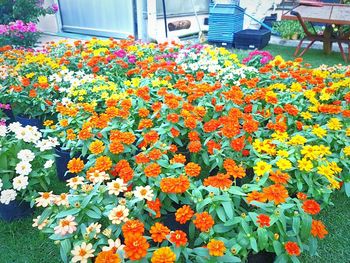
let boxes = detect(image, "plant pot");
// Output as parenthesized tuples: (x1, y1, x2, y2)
(247, 251, 276, 263)
(162, 213, 190, 236)
(55, 147, 78, 181)
(1, 108, 15, 124)
(0, 200, 33, 222)
(15, 115, 42, 129)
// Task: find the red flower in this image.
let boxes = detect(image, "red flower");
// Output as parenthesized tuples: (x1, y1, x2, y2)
(256, 214, 270, 227)
(302, 200, 320, 215)
(284, 241, 300, 256)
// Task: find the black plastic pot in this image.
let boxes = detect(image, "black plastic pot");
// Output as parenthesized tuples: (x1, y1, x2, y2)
(2, 108, 15, 124)
(247, 251, 276, 263)
(55, 147, 78, 181)
(0, 200, 33, 222)
(162, 212, 190, 236)
(15, 115, 42, 129)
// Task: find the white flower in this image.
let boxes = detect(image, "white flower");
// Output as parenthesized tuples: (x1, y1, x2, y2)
(54, 215, 78, 236)
(71, 242, 95, 263)
(108, 205, 129, 224)
(0, 178, 2, 190)
(61, 97, 72, 106)
(32, 215, 49, 230)
(54, 193, 70, 206)
(0, 189, 17, 204)
(8, 122, 22, 132)
(107, 178, 127, 196)
(44, 159, 55, 169)
(133, 185, 154, 201)
(87, 170, 109, 184)
(86, 222, 101, 238)
(102, 238, 125, 252)
(17, 149, 35, 162)
(15, 161, 32, 176)
(35, 192, 55, 207)
(0, 125, 7, 137)
(67, 176, 84, 190)
(12, 175, 29, 191)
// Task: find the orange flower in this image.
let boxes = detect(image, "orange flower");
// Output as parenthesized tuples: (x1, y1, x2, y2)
(169, 230, 187, 247)
(246, 191, 267, 204)
(207, 239, 226, 256)
(160, 175, 190, 194)
(302, 200, 320, 215)
(263, 184, 289, 205)
(95, 156, 113, 171)
(203, 173, 232, 189)
(67, 158, 84, 174)
(269, 170, 290, 185)
(230, 136, 245, 151)
(256, 214, 270, 227)
(175, 205, 194, 224)
(109, 141, 124, 154)
(78, 128, 93, 140)
(124, 235, 149, 261)
(89, 140, 105, 155)
(151, 247, 176, 263)
(193, 212, 214, 232)
(144, 163, 161, 177)
(184, 162, 201, 177)
(296, 192, 307, 200)
(138, 108, 150, 118)
(147, 198, 161, 218)
(311, 220, 328, 239)
(284, 241, 300, 256)
(138, 118, 153, 129)
(148, 149, 163, 160)
(95, 250, 121, 263)
(135, 153, 150, 164)
(188, 140, 201, 153)
(149, 222, 170, 243)
(207, 140, 221, 155)
(122, 220, 145, 238)
(29, 89, 37, 98)
(170, 154, 186, 164)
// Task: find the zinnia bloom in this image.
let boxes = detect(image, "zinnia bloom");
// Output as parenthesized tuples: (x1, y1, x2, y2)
(71, 242, 95, 263)
(160, 175, 190, 194)
(151, 247, 176, 263)
(284, 241, 300, 256)
(124, 235, 149, 261)
(302, 200, 320, 215)
(207, 239, 226, 256)
(144, 163, 161, 177)
(67, 158, 85, 174)
(149, 222, 170, 243)
(256, 214, 270, 227)
(263, 184, 289, 205)
(184, 162, 201, 177)
(89, 140, 105, 154)
(175, 205, 194, 224)
(193, 212, 215, 232)
(95, 250, 121, 263)
(169, 230, 187, 247)
(122, 219, 145, 238)
(95, 156, 113, 171)
(311, 220, 328, 239)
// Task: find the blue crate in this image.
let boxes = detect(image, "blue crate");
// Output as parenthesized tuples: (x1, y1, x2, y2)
(234, 29, 271, 50)
(208, 4, 244, 46)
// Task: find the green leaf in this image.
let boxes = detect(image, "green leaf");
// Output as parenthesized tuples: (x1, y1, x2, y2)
(300, 214, 312, 240)
(228, 186, 247, 196)
(216, 206, 227, 222)
(292, 216, 300, 235)
(192, 247, 209, 257)
(250, 237, 258, 252)
(257, 228, 268, 250)
(222, 202, 234, 219)
(56, 208, 80, 219)
(344, 182, 350, 197)
(217, 254, 241, 262)
(60, 239, 71, 263)
(85, 208, 102, 219)
(273, 241, 283, 255)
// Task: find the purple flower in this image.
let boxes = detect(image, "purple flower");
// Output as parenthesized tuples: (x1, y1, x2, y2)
(51, 3, 59, 13)
(114, 49, 126, 58)
(128, 55, 136, 64)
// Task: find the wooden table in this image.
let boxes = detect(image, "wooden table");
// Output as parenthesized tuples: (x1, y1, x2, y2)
(282, 3, 350, 54)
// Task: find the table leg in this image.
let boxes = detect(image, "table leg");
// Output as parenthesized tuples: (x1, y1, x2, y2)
(323, 25, 333, 55)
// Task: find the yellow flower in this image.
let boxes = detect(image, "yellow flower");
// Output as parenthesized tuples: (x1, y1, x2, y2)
(327, 118, 342, 130)
(317, 165, 335, 178)
(253, 161, 272, 176)
(329, 162, 342, 174)
(301, 145, 319, 160)
(346, 128, 350, 136)
(317, 145, 331, 156)
(38, 76, 48, 84)
(344, 146, 350, 156)
(298, 158, 313, 172)
(312, 126, 327, 138)
(26, 72, 35, 79)
(277, 150, 289, 158)
(290, 82, 302, 92)
(300, 112, 313, 120)
(271, 132, 289, 142)
(289, 135, 307, 145)
(276, 158, 292, 171)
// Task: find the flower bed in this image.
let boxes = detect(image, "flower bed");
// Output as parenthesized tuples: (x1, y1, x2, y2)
(1, 38, 350, 263)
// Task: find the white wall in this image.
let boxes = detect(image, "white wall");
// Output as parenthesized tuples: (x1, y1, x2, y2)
(37, 0, 60, 33)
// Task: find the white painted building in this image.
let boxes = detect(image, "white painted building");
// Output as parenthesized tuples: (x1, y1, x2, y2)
(38, 0, 282, 41)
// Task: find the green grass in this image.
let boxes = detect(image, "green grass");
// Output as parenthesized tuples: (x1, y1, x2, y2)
(1, 45, 349, 262)
(235, 44, 347, 67)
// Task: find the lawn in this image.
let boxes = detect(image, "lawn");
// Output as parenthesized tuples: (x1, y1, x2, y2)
(0, 44, 349, 263)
